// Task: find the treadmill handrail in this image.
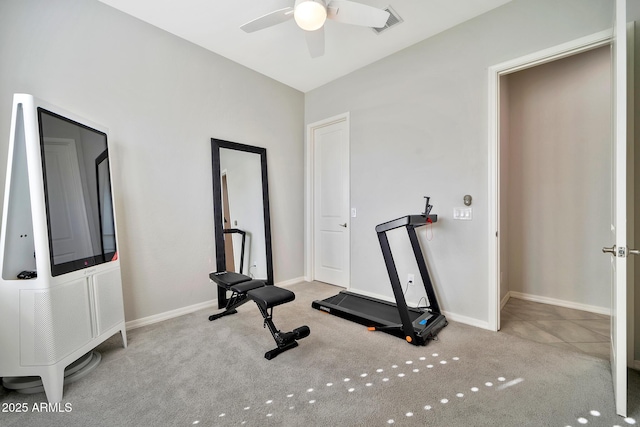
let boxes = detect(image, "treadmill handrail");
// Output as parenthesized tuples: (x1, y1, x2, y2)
(223, 228, 246, 237)
(223, 228, 247, 274)
(375, 214, 438, 233)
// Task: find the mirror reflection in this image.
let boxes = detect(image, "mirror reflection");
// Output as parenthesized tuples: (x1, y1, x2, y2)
(219, 148, 266, 278)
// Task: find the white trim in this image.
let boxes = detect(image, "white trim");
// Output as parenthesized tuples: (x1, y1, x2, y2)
(441, 310, 490, 331)
(508, 291, 610, 316)
(487, 61, 499, 332)
(125, 299, 218, 330)
(354, 287, 492, 330)
(626, 21, 636, 372)
(500, 292, 510, 310)
(613, 2, 629, 416)
(349, 287, 396, 304)
(304, 112, 350, 284)
(487, 29, 612, 332)
(490, 30, 612, 76)
(275, 276, 306, 288)
(123, 303, 492, 334)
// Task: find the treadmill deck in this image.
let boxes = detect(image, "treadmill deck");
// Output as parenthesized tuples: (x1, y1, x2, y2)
(312, 290, 446, 345)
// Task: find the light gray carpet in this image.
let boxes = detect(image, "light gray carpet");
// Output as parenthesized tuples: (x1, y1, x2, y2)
(2, 280, 639, 426)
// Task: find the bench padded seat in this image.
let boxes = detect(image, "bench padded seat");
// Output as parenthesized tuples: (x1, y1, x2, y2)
(248, 286, 295, 310)
(230, 280, 265, 294)
(209, 271, 251, 289)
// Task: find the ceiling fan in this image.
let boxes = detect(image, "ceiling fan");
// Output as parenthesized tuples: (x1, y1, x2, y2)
(240, 0, 390, 58)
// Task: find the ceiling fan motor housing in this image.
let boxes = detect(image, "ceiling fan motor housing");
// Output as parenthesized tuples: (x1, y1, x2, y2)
(294, 0, 327, 31)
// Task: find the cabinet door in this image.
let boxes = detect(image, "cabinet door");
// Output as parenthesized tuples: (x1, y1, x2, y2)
(92, 268, 125, 335)
(20, 278, 92, 365)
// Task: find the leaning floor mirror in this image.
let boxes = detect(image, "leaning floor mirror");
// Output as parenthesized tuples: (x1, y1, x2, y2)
(211, 138, 274, 307)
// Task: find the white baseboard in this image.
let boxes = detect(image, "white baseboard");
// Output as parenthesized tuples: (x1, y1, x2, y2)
(442, 310, 490, 330)
(276, 276, 306, 288)
(508, 291, 610, 316)
(125, 298, 218, 330)
(346, 287, 396, 304)
(126, 277, 502, 333)
(125, 276, 307, 331)
(346, 287, 492, 330)
(500, 292, 510, 310)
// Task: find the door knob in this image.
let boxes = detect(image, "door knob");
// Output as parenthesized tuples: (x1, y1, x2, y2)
(602, 245, 616, 256)
(339, 223, 347, 228)
(629, 248, 640, 256)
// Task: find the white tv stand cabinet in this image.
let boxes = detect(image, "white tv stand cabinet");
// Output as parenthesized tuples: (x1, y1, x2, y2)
(0, 94, 126, 403)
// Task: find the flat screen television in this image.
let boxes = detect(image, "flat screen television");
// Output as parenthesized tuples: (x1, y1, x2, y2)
(37, 108, 117, 276)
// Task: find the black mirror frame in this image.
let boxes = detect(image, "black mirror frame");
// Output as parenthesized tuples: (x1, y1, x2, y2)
(211, 138, 274, 307)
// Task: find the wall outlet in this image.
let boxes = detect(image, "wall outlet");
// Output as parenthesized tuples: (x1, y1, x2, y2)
(407, 273, 415, 285)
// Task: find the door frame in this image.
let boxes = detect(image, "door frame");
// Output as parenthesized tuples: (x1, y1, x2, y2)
(305, 112, 350, 283)
(487, 30, 613, 332)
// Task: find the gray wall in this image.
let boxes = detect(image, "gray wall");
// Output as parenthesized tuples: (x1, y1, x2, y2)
(305, 0, 614, 326)
(2, 0, 638, 343)
(0, 0, 305, 322)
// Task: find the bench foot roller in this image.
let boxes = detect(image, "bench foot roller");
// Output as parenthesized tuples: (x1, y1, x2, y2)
(247, 286, 310, 360)
(265, 341, 298, 360)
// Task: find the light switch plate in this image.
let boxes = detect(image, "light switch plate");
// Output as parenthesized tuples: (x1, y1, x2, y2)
(454, 207, 472, 220)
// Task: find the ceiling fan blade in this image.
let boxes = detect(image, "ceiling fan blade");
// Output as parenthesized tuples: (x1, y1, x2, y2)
(305, 26, 325, 58)
(240, 7, 294, 33)
(327, 0, 389, 28)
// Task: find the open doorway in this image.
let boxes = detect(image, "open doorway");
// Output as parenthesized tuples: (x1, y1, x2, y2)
(490, 14, 635, 418)
(497, 45, 612, 360)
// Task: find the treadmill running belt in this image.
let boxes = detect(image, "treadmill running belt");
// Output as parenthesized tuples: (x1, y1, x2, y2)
(319, 292, 422, 325)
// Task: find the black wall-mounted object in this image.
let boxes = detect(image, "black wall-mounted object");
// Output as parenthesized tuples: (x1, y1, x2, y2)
(211, 138, 273, 308)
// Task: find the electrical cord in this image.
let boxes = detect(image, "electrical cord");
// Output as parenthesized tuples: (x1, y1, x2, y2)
(405, 281, 430, 309)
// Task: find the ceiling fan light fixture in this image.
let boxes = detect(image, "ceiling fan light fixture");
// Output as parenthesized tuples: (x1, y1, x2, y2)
(294, 0, 327, 31)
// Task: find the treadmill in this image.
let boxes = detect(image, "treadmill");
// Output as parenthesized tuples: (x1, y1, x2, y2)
(312, 199, 447, 345)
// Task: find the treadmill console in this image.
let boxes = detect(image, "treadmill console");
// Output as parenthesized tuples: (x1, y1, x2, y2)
(412, 312, 434, 329)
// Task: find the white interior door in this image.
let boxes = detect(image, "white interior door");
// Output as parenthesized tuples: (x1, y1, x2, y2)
(312, 116, 350, 287)
(607, 0, 629, 417)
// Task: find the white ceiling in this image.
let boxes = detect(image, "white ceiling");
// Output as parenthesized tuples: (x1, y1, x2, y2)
(98, 0, 512, 92)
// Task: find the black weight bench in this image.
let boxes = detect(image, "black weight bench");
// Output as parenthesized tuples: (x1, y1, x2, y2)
(209, 271, 310, 360)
